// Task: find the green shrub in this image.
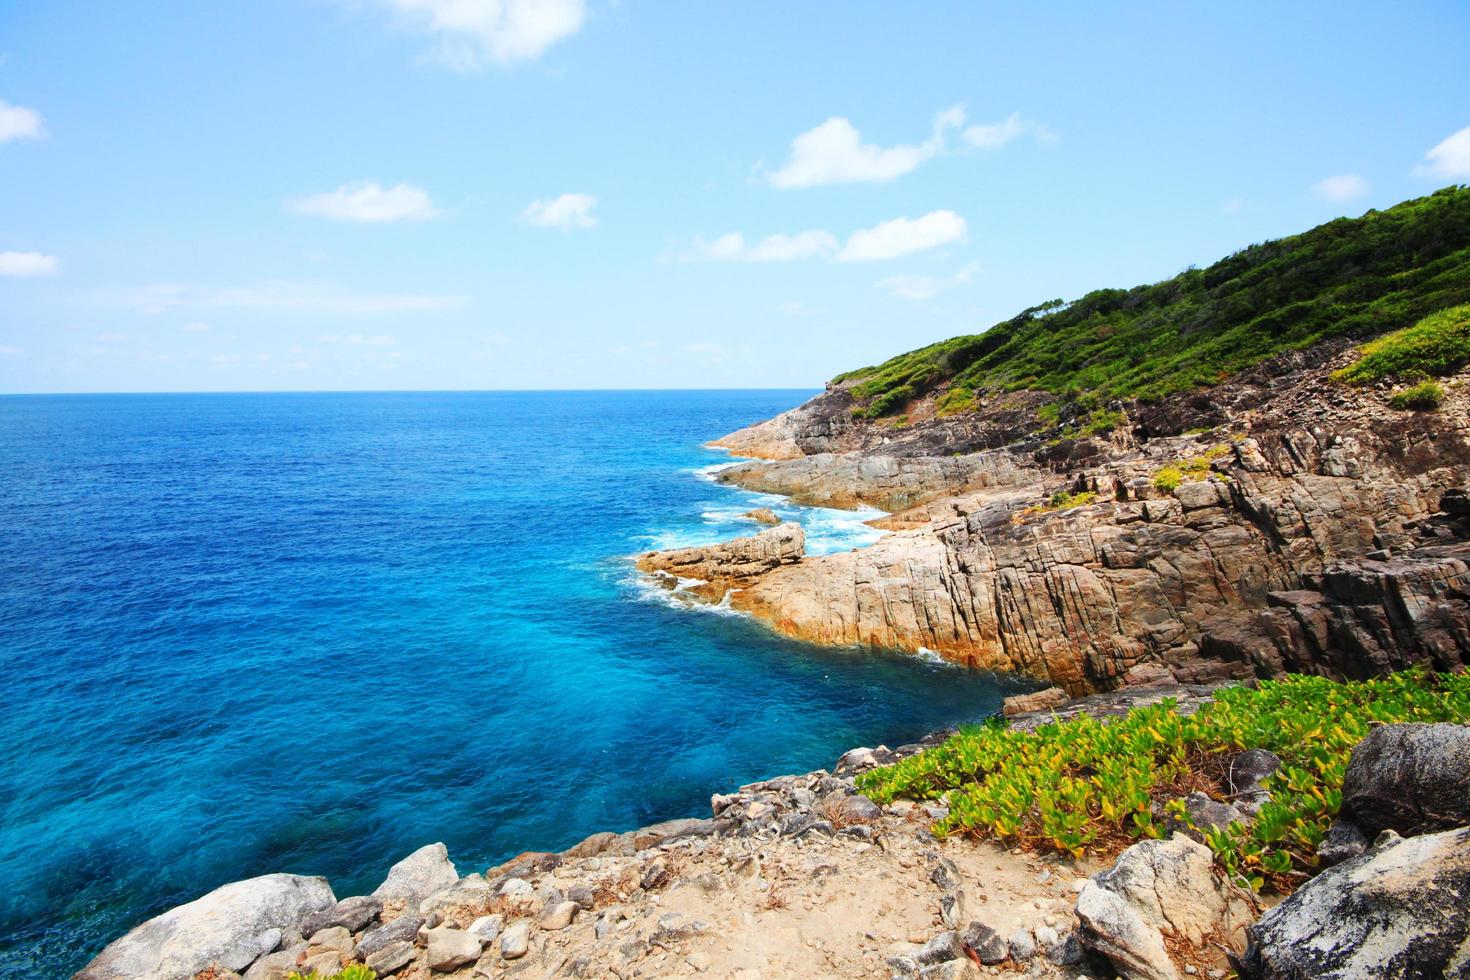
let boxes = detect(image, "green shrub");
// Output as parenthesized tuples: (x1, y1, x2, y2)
(1334, 303, 1470, 383)
(287, 966, 375, 980)
(1389, 380, 1445, 410)
(855, 670, 1470, 892)
(1152, 444, 1230, 492)
(1045, 490, 1098, 510)
(838, 188, 1470, 416)
(935, 386, 978, 417)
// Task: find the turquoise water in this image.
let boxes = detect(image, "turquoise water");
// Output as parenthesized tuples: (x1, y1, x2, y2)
(0, 391, 1022, 976)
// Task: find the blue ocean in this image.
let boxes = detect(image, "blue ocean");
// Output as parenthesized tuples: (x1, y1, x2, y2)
(0, 391, 1022, 976)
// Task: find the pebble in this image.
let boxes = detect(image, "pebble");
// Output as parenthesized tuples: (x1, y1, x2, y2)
(500, 922, 530, 960)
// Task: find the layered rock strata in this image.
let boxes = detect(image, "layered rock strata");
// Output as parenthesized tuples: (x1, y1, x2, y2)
(657, 348, 1470, 693)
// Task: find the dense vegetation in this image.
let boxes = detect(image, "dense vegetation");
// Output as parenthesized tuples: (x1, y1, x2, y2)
(856, 670, 1470, 892)
(839, 187, 1470, 417)
(1332, 301, 1470, 384)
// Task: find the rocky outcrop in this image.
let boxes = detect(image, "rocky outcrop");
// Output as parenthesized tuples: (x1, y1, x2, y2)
(635, 522, 804, 602)
(76, 873, 335, 980)
(1237, 826, 1470, 979)
(678, 346, 1470, 694)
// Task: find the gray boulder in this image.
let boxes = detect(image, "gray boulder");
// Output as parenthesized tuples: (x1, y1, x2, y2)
(372, 842, 459, 908)
(424, 926, 481, 972)
(1165, 790, 1246, 841)
(76, 873, 335, 980)
(1315, 819, 1368, 867)
(1227, 749, 1280, 812)
(1340, 722, 1470, 836)
(358, 914, 426, 959)
(299, 894, 382, 936)
(1238, 826, 1470, 979)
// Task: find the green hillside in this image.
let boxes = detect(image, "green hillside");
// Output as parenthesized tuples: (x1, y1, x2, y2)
(840, 186, 1470, 418)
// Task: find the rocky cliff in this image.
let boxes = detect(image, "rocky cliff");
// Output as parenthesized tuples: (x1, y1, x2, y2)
(662, 341, 1470, 694)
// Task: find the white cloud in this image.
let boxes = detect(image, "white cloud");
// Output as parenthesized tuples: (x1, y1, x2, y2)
(182, 322, 212, 332)
(877, 260, 981, 301)
(318, 333, 397, 345)
(765, 107, 959, 188)
(287, 181, 439, 223)
(763, 106, 1050, 188)
(1312, 174, 1369, 202)
(97, 331, 128, 343)
(0, 250, 60, 277)
(961, 112, 1053, 150)
(838, 210, 968, 262)
(0, 99, 45, 144)
(374, 0, 585, 67)
(520, 192, 597, 230)
(1415, 126, 1470, 180)
(0, 345, 25, 356)
(110, 281, 468, 316)
(687, 230, 838, 262)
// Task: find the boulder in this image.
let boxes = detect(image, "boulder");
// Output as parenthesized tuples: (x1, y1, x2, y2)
(744, 507, 781, 525)
(1227, 749, 1280, 812)
(425, 926, 481, 972)
(1238, 826, 1470, 979)
(357, 914, 426, 959)
(1076, 834, 1255, 980)
(1340, 722, 1470, 836)
(76, 873, 334, 980)
(419, 874, 491, 916)
(372, 842, 459, 908)
(836, 793, 883, 823)
(1315, 819, 1368, 867)
(1002, 687, 1069, 717)
(299, 894, 382, 936)
(916, 931, 965, 964)
(538, 901, 578, 931)
(1165, 790, 1246, 841)
(500, 922, 530, 960)
(468, 913, 503, 942)
(364, 939, 415, 976)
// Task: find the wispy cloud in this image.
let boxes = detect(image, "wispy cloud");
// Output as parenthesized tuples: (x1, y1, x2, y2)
(0, 250, 60, 277)
(0, 345, 25, 357)
(1312, 174, 1369, 202)
(519, 192, 597, 230)
(369, 0, 585, 68)
(685, 230, 838, 262)
(287, 180, 439, 223)
(182, 322, 212, 333)
(318, 333, 397, 346)
(109, 281, 468, 315)
(1415, 125, 1470, 180)
(0, 99, 45, 144)
(877, 260, 981, 301)
(761, 106, 1050, 188)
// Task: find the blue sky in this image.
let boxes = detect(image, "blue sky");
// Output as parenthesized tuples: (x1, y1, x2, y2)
(1, 1, 1468, 393)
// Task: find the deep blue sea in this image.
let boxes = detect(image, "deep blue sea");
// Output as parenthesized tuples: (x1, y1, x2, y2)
(0, 391, 1023, 977)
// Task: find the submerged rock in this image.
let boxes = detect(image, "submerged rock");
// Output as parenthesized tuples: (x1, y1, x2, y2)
(76, 873, 335, 980)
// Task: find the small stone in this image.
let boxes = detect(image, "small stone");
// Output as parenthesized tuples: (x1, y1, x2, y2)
(300, 895, 383, 936)
(468, 913, 503, 942)
(498, 877, 533, 898)
(640, 862, 671, 891)
(960, 922, 1008, 965)
(426, 927, 482, 972)
(299, 951, 341, 976)
(539, 900, 578, 931)
(364, 939, 415, 976)
(1007, 927, 1036, 962)
(306, 925, 352, 955)
(568, 885, 596, 909)
(500, 922, 530, 960)
(917, 931, 965, 964)
(686, 950, 712, 972)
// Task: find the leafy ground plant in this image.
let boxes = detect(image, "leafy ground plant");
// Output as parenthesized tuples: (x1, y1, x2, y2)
(1333, 302, 1470, 384)
(287, 965, 375, 980)
(855, 670, 1470, 892)
(1389, 379, 1445, 410)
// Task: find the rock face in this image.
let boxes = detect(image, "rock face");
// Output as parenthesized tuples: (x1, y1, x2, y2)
(1339, 721, 1470, 836)
(1238, 826, 1470, 979)
(372, 842, 458, 909)
(1076, 834, 1255, 980)
(76, 873, 335, 980)
(683, 346, 1470, 693)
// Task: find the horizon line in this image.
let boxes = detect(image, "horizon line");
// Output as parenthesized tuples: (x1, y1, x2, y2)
(0, 385, 825, 397)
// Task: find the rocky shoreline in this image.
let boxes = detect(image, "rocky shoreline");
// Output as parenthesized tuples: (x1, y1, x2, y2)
(76, 677, 1470, 979)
